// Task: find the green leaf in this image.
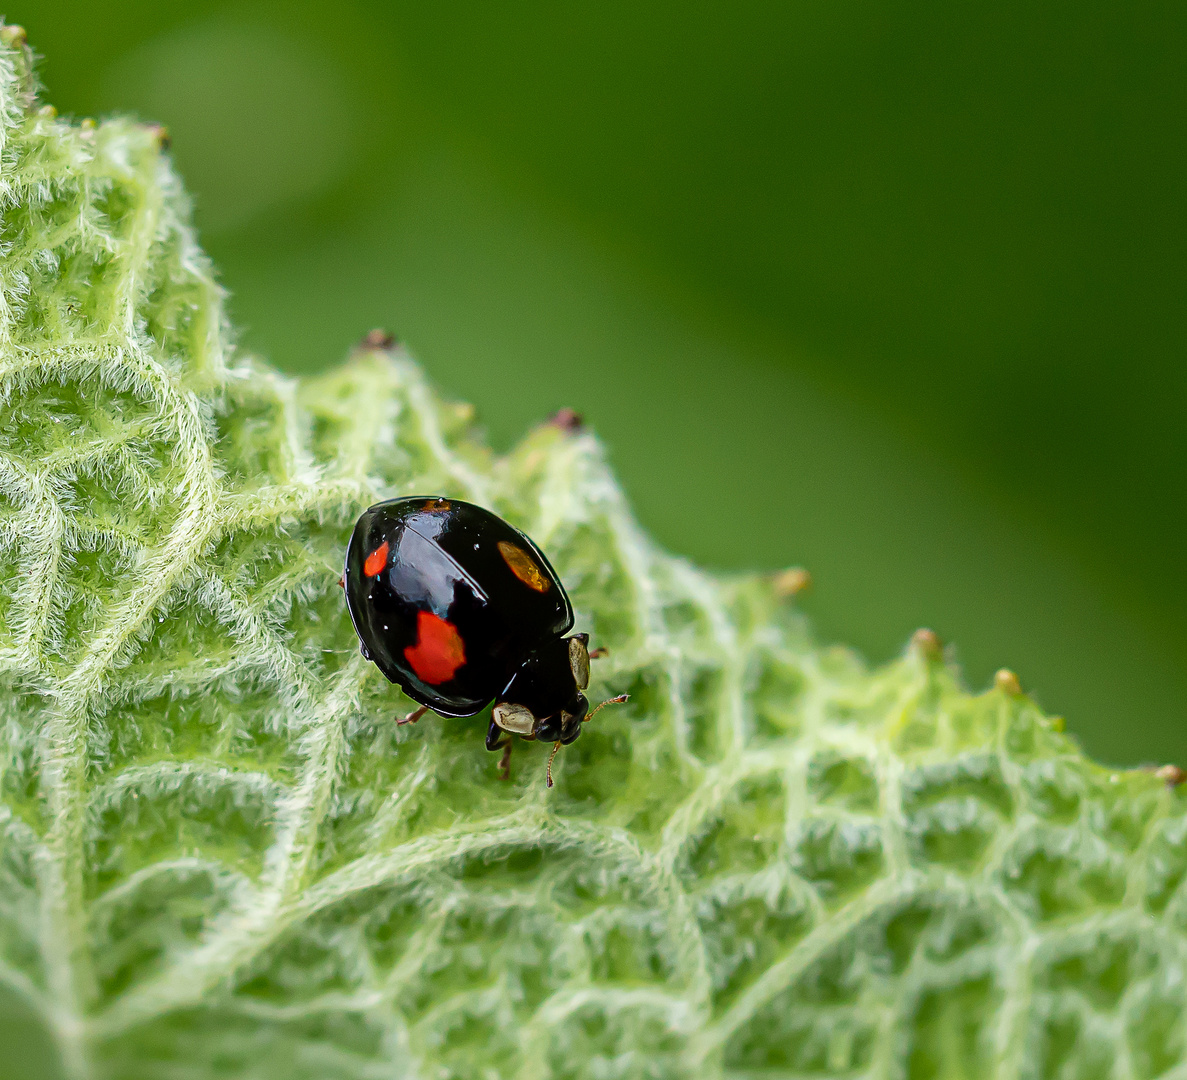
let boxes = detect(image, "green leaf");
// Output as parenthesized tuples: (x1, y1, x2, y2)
(1, 26, 1186, 1080)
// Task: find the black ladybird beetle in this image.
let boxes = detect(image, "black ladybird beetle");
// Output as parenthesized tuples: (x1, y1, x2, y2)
(343, 496, 626, 784)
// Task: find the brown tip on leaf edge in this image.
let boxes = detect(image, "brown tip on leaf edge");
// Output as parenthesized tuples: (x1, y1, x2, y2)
(359, 329, 397, 352)
(547, 407, 584, 433)
(994, 668, 1022, 696)
(1155, 764, 1187, 788)
(773, 567, 811, 598)
(910, 628, 942, 659)
(146, 124, 171, 151)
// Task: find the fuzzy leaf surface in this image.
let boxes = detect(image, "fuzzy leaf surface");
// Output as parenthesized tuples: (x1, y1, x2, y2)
(0, 30, 1185, 1080)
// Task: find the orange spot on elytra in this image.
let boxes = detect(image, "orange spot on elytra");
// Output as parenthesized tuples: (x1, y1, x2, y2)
(404, 611, 466, 685)
(498, 540, 550, 593)
(363, 541, 389, 578)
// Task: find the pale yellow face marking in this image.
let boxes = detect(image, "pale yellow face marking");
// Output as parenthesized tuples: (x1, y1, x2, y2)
(498, 540, 550, 593)
(492, 702, 537, 736)
(569, 636, 590, 690)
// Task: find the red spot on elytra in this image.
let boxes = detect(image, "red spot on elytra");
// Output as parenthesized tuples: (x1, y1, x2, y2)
(404, 610, 466, 684)
(363, 541, 389, 578)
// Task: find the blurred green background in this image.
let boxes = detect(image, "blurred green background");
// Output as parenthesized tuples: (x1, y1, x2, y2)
(14, 0, 1186, 766)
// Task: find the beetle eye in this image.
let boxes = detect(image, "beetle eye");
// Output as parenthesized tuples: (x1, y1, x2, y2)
(568, 636, 590, 690)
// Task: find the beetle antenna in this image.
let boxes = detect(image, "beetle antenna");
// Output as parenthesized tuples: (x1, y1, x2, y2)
(584, 693, 629, 723)
(546, 741, 561, 787)
(547, 695, 628, 788)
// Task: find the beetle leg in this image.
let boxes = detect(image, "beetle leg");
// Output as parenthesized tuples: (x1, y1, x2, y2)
(589, 647, 608, 659)
(484, 716, 505, 751)
(397, 704, 428, 726)
(483, 717, 515, 780)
